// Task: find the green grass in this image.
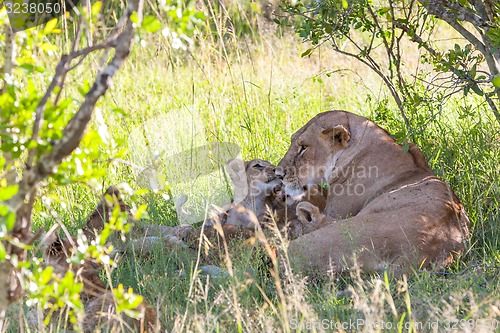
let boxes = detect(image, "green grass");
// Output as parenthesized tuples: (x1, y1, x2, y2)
(10, 9, 500, 332)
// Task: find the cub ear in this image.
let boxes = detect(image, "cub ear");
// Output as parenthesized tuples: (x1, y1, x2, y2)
(296, 202, 321, 224)
(322, 125, 350, 148)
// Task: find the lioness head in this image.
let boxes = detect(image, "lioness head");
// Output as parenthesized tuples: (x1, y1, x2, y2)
(278, 113, 350, 196)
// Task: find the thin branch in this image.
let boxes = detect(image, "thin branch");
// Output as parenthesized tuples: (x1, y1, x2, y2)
(1, 25, 19, 186)
(1, 25, 17, 90)
(26, 24, 129, 170)
(418, 0, 487, 27)
(331, 40, 410, 127)
(8, 0, 141, 222)
(484, 93, 500, 124)
(417, 0, 487, 54)
(366, 5, 394, 80)
(53, 16, 85, 106)
(394, 20, 439, 57)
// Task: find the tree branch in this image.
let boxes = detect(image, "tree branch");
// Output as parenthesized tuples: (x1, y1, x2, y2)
(1, 0, 142, 310)
(1, 25, 17, 88)
(331, 40, 410, 127)
(26, 26, 123, 170)
(417, 0, 487, 54)
(418, 0, 487, 27)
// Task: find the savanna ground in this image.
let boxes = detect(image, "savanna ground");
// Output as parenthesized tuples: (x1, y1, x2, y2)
(3, 1, 500, 332)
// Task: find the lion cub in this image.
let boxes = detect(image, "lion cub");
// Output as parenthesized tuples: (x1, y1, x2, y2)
(40, 233, 158, 332)
(204, 158, 282, 229)
(265, 165, 328, 239)
(204, 159, 328, 240)
(266, 182, 328, 239)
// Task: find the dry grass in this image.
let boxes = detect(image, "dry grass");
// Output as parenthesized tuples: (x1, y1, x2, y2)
(5, 2, 499, 332)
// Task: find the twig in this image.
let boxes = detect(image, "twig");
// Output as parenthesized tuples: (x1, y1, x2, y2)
(2, 0, 142, 309)
(53, 16, 85, 106)
(26, 13, 135, 171)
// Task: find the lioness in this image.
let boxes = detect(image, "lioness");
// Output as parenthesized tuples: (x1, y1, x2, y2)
(279, 111, 470, 274)
(40, 233, 158, 332)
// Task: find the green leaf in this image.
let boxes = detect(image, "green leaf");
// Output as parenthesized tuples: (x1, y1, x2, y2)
(492, 76, 500, 88)
(134, 204, 147, 220)
(91, 1, 102, 16)
(471, 83, 483, 96)
(130, 11, 139, 24)
(43, 18, 58, 34)
(19, 64, 45, 73)
(301, 48, 314, 57)
(0, 242, 6, 261)
(127, 294, 144, 309)
(469, 63, 477, 79)
(3, 211, 16, 231)
(40, 267, 54, 285)
(41, 42, 58, 52)
(378, 7, 390, 15)
(402, 141, 409, 153)
(142, 15, 162, 33)
(342, 0, 348, 9)
(0, 185, 19, 201)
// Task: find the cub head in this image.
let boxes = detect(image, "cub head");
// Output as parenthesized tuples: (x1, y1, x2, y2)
(226, 158, 281, 200)
(278, 113, 350, 194)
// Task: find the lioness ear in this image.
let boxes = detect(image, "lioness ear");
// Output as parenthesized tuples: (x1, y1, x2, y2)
(296, 202, 320, 224)
(322, 125, 350, 148)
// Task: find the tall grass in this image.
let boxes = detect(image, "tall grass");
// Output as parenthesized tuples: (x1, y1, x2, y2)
(10, 1, 500, 331)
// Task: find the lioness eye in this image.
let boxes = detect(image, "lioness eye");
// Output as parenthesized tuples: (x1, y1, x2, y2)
(298, 145, 307, 155)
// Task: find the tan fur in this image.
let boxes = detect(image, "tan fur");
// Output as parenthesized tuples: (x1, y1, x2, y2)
(267, 184, 328, 239)
(279, 111, 470, 275)
(206, 159, 281, 229)
(214, 158, 329, 240)
(42, 234, 158, 332)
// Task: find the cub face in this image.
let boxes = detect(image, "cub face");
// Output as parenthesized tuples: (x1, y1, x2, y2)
(226, 158, 281, 201)
(245, 159, 280, 196)
(275, 183, 327, 211)
(216, 159, 281, 229)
